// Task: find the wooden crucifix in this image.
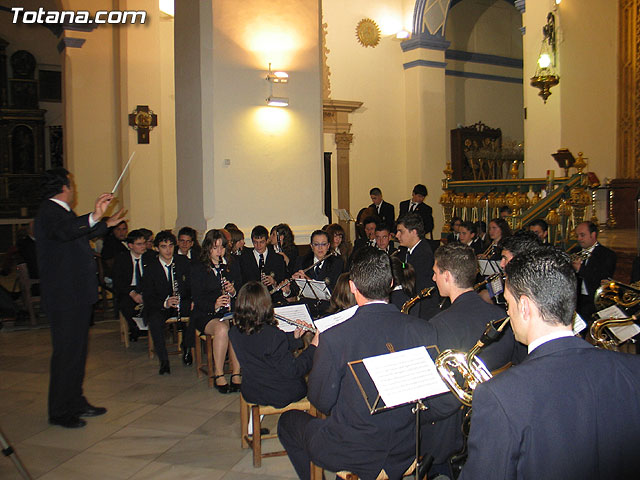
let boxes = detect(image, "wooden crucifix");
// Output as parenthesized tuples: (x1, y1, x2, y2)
(128, 105, 158, 144)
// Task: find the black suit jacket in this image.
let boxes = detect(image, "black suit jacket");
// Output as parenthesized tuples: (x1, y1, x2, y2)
(112, 251, 149, 299)
(177, 244, 202, 263)
(406, 240, 441, 320)
(34, 199, 108, 311)
(460, 336, 640, 480)
(142, 254, 191, 318)
(418, 291, 521, 463)
(576, 243, 617, 298)
(307, 302, 438, 479)
(370, 201, 395, 232)
(398, 200, 434, 235)
(229, 325, 315, 408)
(294, 252, 343, 292)
(191, 258, 242, 320)
(239, 246, 287, 287)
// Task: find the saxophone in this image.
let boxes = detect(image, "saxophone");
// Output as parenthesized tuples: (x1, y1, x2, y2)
(401, 286, 436, 314)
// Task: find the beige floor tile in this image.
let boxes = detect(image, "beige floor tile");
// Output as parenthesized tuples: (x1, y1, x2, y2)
(0, 411, 50, 443)
(108, 382, 187, 405)
(7, 442, 80, 479)
(165, 385, 237, 412)
(156, 433, 246, 470)
(230, 446, 299, 479)
(52, 451, 151, 479)
(24, 421, 122, 451)
(129, 461, 227, 480)
(86, 426, 184, 461)
(128, 405, 213, 434)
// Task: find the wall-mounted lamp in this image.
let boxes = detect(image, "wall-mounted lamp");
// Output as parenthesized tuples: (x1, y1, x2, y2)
(266, 63, 289, 107)
(530, 12, 559, 103)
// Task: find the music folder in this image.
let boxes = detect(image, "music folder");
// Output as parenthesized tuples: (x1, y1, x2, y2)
(348, 345, 449, 414)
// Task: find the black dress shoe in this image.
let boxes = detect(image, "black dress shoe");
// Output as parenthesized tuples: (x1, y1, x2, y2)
(182, 349, 193, 366)
(230, 373, 242, 393)
(159, 362, 171, 375)
(214, 375, 230, 394)
(78, 404, 107, 417)
(49, 416, 87, 428)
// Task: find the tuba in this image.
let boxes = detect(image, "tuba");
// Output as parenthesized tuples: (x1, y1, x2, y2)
(401, 286, 436, 314)
(589, 315, 639, 351)
(435, 317, 510, 406)
(594, 280, 640, 311)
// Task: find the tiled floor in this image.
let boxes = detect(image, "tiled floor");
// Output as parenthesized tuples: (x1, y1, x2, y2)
(0, 320, 301, 479)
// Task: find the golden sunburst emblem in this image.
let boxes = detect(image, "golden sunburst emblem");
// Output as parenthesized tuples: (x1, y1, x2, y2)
(356, 18, 380, 48)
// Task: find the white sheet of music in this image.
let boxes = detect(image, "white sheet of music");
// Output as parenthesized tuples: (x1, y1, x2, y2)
(274, 304, 314, 332)
(362, 346, 449, 408)
(314, 305, 358, 333)
(294, 278, 331, 301)
(572, 312, 587, 335)
(596, 305, 640, 342)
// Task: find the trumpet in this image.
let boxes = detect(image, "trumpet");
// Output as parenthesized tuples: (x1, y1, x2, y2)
(479, 241, 497, 259)
(570, 249, 592, 263)
(435, 317, 510, 406)
(400, 286, 436, 314)
(594, 280, 640, 311)
(589, 314, 639, 351)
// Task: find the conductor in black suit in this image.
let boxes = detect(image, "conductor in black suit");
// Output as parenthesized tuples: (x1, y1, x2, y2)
(142, 230, 192, 374)
(35, 168, 125, 428)
(460, 247, 640, 479)
(396, 213, 441, 320)
(570, 221, 617, 323)
(397, 184, 434, 237)
(279, 248, 438, 480)
(369, 187, 395, 233)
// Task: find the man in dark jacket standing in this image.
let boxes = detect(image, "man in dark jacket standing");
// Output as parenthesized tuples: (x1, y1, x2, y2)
(35, 168, 124, 428)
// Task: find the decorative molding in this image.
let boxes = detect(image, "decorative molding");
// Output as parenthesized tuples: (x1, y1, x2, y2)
(57, 37, 85, 53)
(322, 21, 331, 99)
(403, 59, 447, 70)
(401, 32, 451, 52)
(514, 0, 526, 14)
(445, 69, 523, 84)
(445, 49, 523, 69)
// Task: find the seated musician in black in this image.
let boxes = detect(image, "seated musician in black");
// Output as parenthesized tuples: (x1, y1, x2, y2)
(478, 218, 511, 261)
(239, 225, 289, 303)
(417, 243, 519, 478)
(229, 281, 317, 407)
(270, 223, 299, 276)
(189, 229, 243, 393)
(458, 221, 484, 256)
(112, 229, 148, 341)
(101, 220, 129, 276)
(176, 226, 201, 263)
(142, 230, 191, 375)
(292, 230, 343, 317)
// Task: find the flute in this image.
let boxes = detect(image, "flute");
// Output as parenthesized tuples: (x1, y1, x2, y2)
(270, 252, 337, 294)
(274, 313, 316, 333)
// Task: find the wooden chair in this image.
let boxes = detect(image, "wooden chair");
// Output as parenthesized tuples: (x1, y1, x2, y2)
(336, 459, 417, 480)
(240, 394, 317, 468)
(16, 263, 40, 326)
(148, 316, 189, 359)
(119, 312, 150, 349)
(194, 329, 215, 387)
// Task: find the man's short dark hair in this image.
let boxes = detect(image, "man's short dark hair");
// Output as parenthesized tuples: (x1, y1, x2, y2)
(580, 221, 598, 235)
(475, 221, 487, 234)
(362, 216, 378, 227)
(126, 229, 146, 245)
(459, 221, 477, 235)
(42, 168, 70, 198)
(251, 225, 269, 240)
(154, 230, 177, 247)
(369, 187, 382, 196)
(350, 247, 392, 300)
(450, 216, 462, 227)
(139, 228, 153, 240)
(412, 184, 428, 196)
(505, 246, 576, 327)
(501, 230, 543, 257)
(528, 218, 548, 232)
(310, 230, 329, 244)
(375, 223, 390, 234)
(434, 243, 478, 289)
(499, 205, 512, 215)
(397, 212, 425, 238)
(178, 226, 197, 241)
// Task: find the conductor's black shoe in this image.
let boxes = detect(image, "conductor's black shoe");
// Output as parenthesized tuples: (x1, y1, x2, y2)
(49, 416, 87, 428)
(260, 427, 270, 435)
(159, 362, 171, 375)
(182, 350, 193, 366)
(78, 404, 107, 417)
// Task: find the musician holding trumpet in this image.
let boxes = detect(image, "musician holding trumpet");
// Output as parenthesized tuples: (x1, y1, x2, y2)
(459, 247, 640, 479)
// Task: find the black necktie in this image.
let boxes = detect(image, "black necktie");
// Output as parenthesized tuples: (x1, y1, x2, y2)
(410, 202, 416, 212)
(134, 258, 142, 286)
(314, 261, 323, 279)
(258, 253, 265, 271)
(166, 264, 173, 287)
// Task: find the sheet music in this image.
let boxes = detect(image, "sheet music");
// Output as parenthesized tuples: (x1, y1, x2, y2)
(362, 346, 449, 408)
(132, 317, 148, 331)
(274, 304, 314, 332)
(314, 305, 358, 333)
(596, 305, 640, 342)
(294, 278, 331, 301)
(572, 312, 587, 335)
(478, 260, 501, 276)
(597, 305, 627, 320)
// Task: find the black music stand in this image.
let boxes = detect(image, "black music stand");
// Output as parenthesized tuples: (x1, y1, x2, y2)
(0, 428, 31, 479)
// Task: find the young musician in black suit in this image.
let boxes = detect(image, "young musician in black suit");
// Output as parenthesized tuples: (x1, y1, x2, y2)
(458, 221, 484, 255)
(396, 213, 440, 320)
(278, 248, 438, 480)
(176, 226, 202, 262)
(527, 218, 549, 244)
(142, 230, 191, 375)
(189, 229, 243, 393)
(229, 281, 317, 407)
(292, 230, 343, 316)
(417, 243, 520, 477)
(239, 225, 288, 300)
(571, 221, 617, 323)
(369, 187, 395, 233)
(352, 216, 378, 253)
(397, 184, 434, 237)
(460, 247, 640, 479)
(389, 256, 416, 313)
(112, 229, 148, 341)
(35, 168, 124, 428)
(374, 223, 396, 256)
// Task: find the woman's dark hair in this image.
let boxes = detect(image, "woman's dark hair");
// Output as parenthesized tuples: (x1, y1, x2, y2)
(490, 217, 512, 243)
(228, 228, 244, 252)
(233, 281, 276, 334)
(327, 272, 356, 314)
(271, 223, 295, 250)
(199, 229, 228, 265)
(390, 256, 416, 298)
(325, 223, 346, 248)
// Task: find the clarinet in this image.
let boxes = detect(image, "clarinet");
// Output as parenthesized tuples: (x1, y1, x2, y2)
(171, 262, 181, 321)
(218, 256, 230, 313)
